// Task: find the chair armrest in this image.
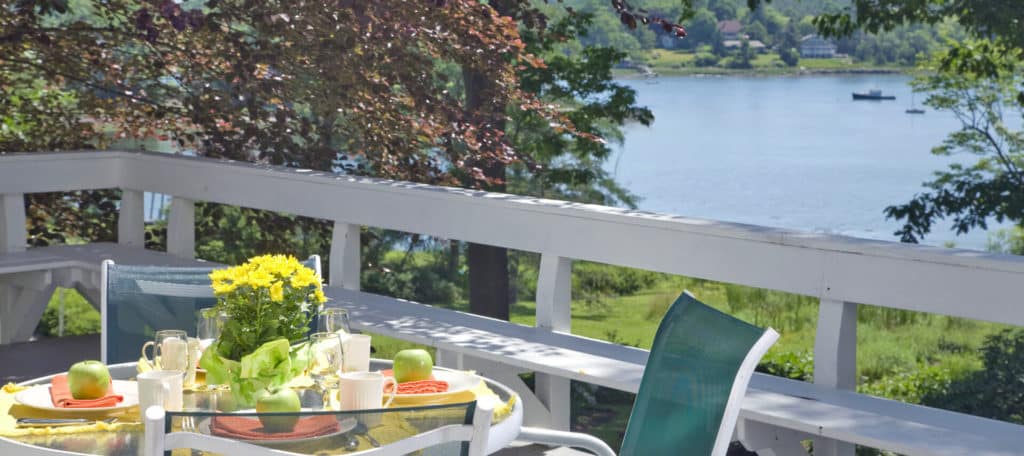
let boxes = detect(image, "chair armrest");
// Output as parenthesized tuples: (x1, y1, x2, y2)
(517, 426, 616, 456)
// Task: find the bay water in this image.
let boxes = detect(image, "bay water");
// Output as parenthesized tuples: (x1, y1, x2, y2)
(611, 74, 1006, 250)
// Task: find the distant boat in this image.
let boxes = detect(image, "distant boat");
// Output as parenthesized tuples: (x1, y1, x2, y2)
(905, 93, 925, 114)
(852, 89, 895, 100)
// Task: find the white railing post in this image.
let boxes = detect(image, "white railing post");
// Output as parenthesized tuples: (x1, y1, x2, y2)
(166, 197, 195, 258)
(118, 189, 145, 247)
(330, 221, 360, 290)
(534, 254, 572, 431)
(0, 193, 26, 254)
(0, 193, 27, 344)
(814, 298, 857, 456)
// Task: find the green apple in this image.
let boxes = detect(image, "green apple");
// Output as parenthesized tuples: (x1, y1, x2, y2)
(392, 349, 433, 383)
(67, 360, 111, 400)
(256, 388, 301, 433)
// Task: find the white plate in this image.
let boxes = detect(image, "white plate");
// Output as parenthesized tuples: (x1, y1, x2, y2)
(395, 369, 481, 398)
(198, 415, 357, 446)
(14, 380, 139, 413)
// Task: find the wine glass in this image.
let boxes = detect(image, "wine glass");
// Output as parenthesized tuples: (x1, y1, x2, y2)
(197, 308, 226, 352)
(308, 332, 344, 409)
(318, 306, 352, 335)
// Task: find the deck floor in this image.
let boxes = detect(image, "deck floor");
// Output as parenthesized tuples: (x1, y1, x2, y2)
(0, 334, 100, 383)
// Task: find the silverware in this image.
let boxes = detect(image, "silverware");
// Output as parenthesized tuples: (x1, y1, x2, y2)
(16, 417, 118, 428)
(354, 422, 380, 448)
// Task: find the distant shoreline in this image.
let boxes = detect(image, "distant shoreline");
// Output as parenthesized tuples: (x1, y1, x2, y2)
(614, 67, 905, 79)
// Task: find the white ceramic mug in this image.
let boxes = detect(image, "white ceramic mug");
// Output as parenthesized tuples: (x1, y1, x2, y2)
(138, 370, 183, 412)
(341, 334, 372, 373)
(337, 371, 396, 411)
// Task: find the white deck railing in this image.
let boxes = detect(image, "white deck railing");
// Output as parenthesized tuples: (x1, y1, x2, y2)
(3, 150, 1024, 455)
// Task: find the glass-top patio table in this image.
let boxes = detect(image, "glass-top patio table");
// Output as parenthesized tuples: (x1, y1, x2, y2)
(0, 359, 523, 455)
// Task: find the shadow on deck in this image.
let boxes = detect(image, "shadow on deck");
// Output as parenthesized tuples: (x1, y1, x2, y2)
(0, 334, 100, 383)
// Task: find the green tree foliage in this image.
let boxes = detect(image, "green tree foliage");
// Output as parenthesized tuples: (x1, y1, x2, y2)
(683, 8, 719, 47)
(508, 10, 652, 208)
(727, 38, 755, 69)
(885, 45, 1023, 243)
(777, 21, 800, 67)
(986, 227, 1024, 256)
(922, 329, 1024, 424)
(809, 0, 1024, 104)
(708, 0, 739, 21)
(744, 20, 768, 44)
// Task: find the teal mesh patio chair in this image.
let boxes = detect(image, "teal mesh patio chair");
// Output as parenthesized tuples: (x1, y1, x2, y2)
(518, 291, 779, 456)
(100, 256, 321, 364)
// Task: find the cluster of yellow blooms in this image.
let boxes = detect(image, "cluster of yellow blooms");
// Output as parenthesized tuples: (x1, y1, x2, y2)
(209, 254, 327, 304)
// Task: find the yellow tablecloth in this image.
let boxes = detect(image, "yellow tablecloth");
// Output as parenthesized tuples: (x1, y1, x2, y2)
(0, 383, 142, 438)
(2, 371, 516, 453)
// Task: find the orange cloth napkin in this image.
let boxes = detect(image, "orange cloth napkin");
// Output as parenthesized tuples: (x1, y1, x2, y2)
(49, 375, 123, 409)
(209, 415, 340, 440)
(380, 369, 448, 394)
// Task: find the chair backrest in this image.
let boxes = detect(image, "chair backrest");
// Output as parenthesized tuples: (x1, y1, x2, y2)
(143, 400, 494, 456)
(100, 256, 321, 364)
(619, 292, 778, 456)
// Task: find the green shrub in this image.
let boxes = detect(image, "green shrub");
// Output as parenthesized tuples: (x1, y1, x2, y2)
(572, 262, 660, 296)
(693, 53, 719, 67)
(859, 365, 954, 404)
(36, 289, 100, 337)
(757, 350, 814, 381)
(921, 329, 1024, 423)
(779, 47, 800, 67)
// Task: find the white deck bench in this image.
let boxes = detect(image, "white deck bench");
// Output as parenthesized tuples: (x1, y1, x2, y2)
(330, 286, 1024, 456)
(0, 243, 213, 343)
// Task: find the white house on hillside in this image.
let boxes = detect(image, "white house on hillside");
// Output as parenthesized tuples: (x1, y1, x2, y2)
(799, 34, 837, 58)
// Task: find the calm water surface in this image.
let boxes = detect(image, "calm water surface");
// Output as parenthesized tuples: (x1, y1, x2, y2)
(611, 74, 1004, 250)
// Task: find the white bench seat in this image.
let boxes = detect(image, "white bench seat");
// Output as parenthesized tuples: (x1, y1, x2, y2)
(331, 286, 1024, 456)
(0, 243, 213, 343)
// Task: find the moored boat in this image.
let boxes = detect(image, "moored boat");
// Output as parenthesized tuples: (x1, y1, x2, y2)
(852, 89, 895, 100)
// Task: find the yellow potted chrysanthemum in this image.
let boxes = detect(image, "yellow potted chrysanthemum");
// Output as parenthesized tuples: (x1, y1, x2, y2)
(200, 254, 327, 406)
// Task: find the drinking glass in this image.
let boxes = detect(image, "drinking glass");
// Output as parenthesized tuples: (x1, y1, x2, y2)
(307, 332, 344, 409)
(197, 309, 227, 352)
(318, 306, 352, 335)
(141, 329, 191, 373)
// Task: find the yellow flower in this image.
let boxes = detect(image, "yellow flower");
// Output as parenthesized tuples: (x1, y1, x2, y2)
(312, 288, 326, 304)
(290, 267, 318, 288)
(269, 281, 284, 302)
(246, 269, 275, 289)
(209, 268, 233, 282)
(211, 281, 237, 295)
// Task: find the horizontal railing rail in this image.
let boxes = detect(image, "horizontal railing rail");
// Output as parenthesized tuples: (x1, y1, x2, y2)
(3, 150, 1023, 455)
(2, 151, 1022, 324)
